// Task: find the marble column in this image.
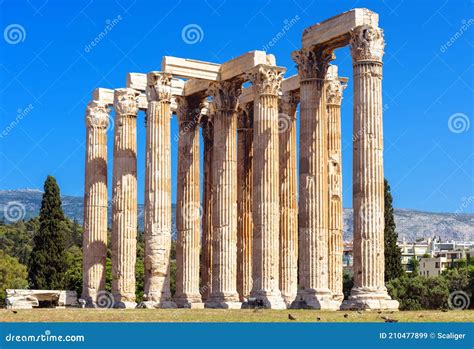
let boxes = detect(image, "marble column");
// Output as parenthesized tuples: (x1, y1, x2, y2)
(237, 103, 253, 302)
(247, 64, 286, 309)
(83, 100, 109, 307)
(205, 80, 242, 309)
(174, 94, 205, 308)
(142, 72, 176, 309)
(112, 88, 140, 308)
(201, 114, 214, 301)
(342, 25, 398, 310)
(278, 91, 299, 307)
(326, 66, 345, 303)
(291, 47, 339, 310)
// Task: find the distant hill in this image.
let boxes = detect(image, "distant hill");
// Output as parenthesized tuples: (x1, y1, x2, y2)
(1, 189, 473, 242)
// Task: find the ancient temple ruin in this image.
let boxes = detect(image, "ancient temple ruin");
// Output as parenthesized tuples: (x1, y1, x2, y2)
(82, 8, 399, 311)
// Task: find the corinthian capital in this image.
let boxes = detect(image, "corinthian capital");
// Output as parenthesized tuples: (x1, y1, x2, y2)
(326, 66, 347, 106)
(146, 72, 172, 102)
(175, 94, 206, 126)
(350, 25, 385, 63)
(85, 100, 110, 129)
(207, 79, 242, 113)
(292, 46, 334, 80)
(113, 88, 140, 116)
(326, 79, 346, 106)
(279, 91, 299, 119)
(246, 65, 285, 96)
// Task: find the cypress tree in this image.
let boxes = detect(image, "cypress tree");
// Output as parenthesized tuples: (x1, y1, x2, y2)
(384, 178, 404, 281)
(28, 176, 67, 289)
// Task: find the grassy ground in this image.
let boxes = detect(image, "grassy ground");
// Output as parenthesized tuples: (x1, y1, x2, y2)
(1, 309, 473, 322)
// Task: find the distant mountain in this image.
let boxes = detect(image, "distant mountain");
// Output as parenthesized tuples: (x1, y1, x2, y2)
(1, 189, 473, 242)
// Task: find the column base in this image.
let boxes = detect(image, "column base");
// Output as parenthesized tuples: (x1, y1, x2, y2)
(205, 301, 242, 309)
(174, 294, 204, 309)
(281, 293, 297, 308)
(138, 300, 177, 309)
(205, 293, 242, 309)
(113, 301, 137, 309)
(341, 287, 399, 311)
(290, 289, 340, 310)
(332, 292, 344, 303)
(243, 292, 287, 309)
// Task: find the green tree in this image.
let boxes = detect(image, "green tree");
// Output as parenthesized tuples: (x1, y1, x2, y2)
(387, 275, 449, 310)
(384, 179, 404, 281)
(64, 245, 83, 296)
(408, 257, 420, 276)
(342, 271, 354, 300)
(28, 176, 68, 289)
(0, 250, 29, 306)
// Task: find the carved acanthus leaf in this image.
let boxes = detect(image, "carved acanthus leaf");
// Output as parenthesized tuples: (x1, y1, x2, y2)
(114, 88, 140, 116)
(247, 65, 284, 96)
(326, 79, 346, 106)
(350, 25, 385, 62)
(279, 91, 299, 117)
(146, 72, 172, 102)
(175, 94, 205, 126)
(207, 79, 242, 112)
(292, 46, 335, 80)
(85, 100, 110, 129)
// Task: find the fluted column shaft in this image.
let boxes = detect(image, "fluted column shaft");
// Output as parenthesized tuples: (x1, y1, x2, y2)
(206, 80, 242, 309)
(248, 65, 286, 309)
(237, 104, 253, 302)
(326, 66, 345, 303)
(201, 116, 214, 301)
(143, 72, 176, 308)
(342, 25, 398, 310)
(291, 47, 338, 309)
(112, 88, 140, 308)
(175, 95, 204, 308)
(83, 101, 109, 306)
(278, 92, 298, 307)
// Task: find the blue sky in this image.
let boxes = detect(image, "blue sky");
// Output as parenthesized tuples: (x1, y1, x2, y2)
(0, 0, 473, 213)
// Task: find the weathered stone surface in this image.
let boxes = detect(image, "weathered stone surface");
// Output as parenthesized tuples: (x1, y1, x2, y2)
(237, 103, 253, 302)
(111, 88, 140, 309)
(302, 8, 379, 49)
(279, 91, 299, 307)
(142, 72, 177, 309)
(6, 289, 78, 309)
(162, 51, 275, 81)
(93, 87, 148, 110)
(174, 94, 205, 308)
(245, 65, 286, 309)
(326, 65, 346, 304)
(341, 25, 398, 311)
(291, 47, 339, 310)
(83, 100, 109, 306)
(201, 115, 214, 301)
(82, 9, 395, 313)
(205, 80, 242, 309)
